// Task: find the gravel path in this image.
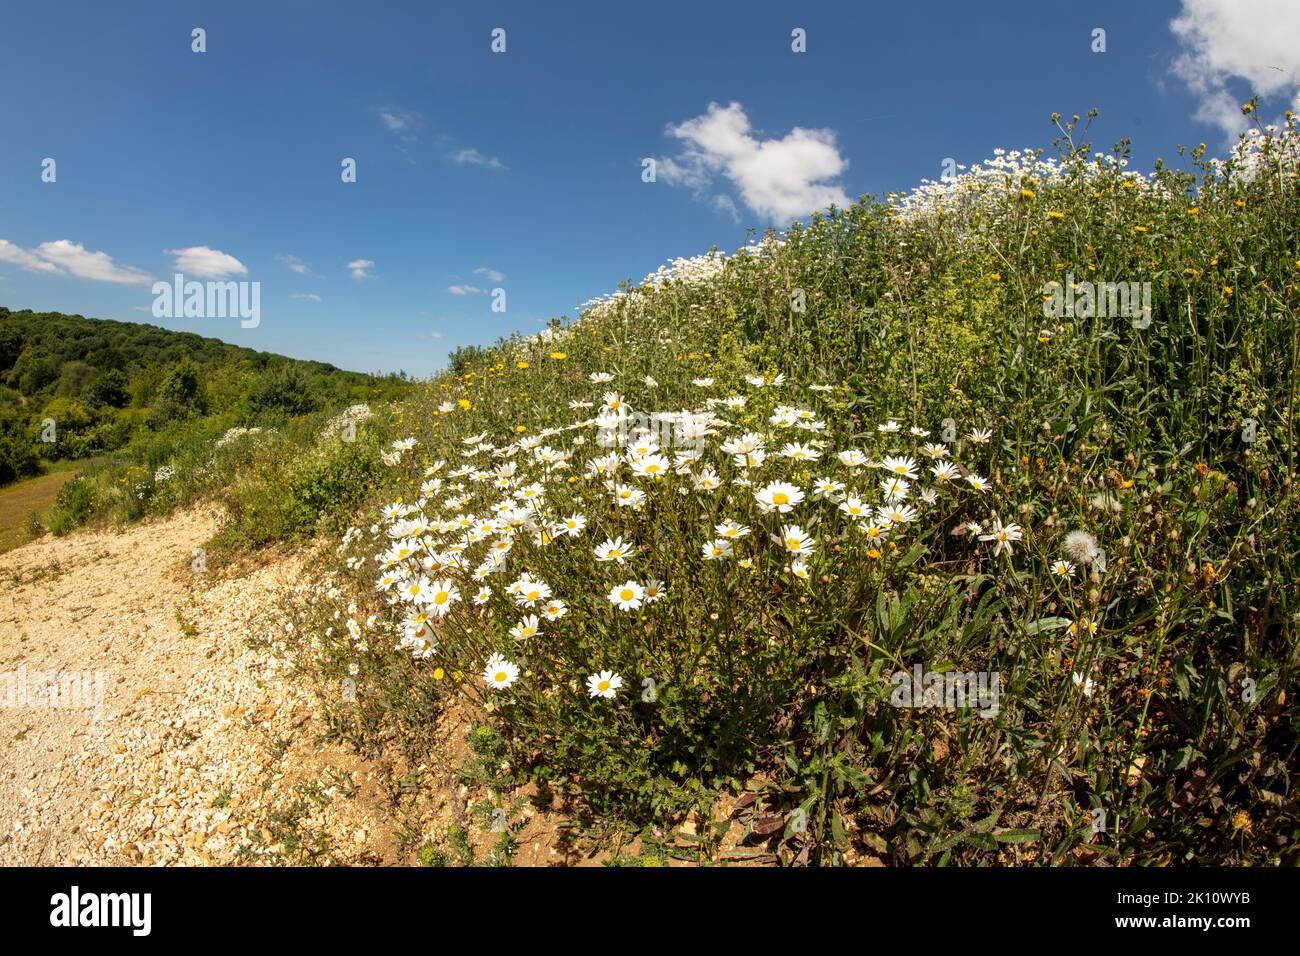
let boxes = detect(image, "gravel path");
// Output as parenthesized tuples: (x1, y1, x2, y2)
(0, 509, 402, 865)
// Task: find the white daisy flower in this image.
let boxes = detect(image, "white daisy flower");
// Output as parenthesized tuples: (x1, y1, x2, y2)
(587, 670, 624, 699)
(483, 654, 520, 690)
(510, 615, 542, 640)
(979, 517, 1023, 556)
(755, 481, 805, 514)
(609, 581, 645, 611)
(595, 537, 633, 564)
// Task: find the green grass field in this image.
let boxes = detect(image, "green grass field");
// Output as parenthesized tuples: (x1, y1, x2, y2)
(0, 469, 76, 552)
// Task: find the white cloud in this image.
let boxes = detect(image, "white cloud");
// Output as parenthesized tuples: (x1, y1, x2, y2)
(429, 330, 445, 339)
(278, 254, 314, 276)
(473, 266, 505, 283)
(448, 284, 484, 296)
(711, 195, 741, 222)
(290, 293, 322, 302)
(166, 246, 247, 279)
(657, 102, 851, 223)
(0, 239, 62, 274)
(377, 106, 425, 140)
(1170, 0, 1300, 138)
(0, 238, 153, 284)
(450, 148, 505, 169)
(348, 258, 375, 280)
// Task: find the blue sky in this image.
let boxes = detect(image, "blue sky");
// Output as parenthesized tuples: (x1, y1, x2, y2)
(2, 0, 1296, 376)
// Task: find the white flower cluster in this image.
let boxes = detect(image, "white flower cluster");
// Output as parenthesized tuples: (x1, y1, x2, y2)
(214, 425, 265, 448)
(320, 404, 374, 440)
(1214, 124, 1300, 183)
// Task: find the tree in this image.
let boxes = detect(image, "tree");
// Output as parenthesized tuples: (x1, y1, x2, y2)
(250, 364, 319, 417)
(7, 347, 58, 395)
(86, 369, 130, 408)
(150, 360, 204, 424)
(0, 406, 40, 484)
(0, 323, 22, 372)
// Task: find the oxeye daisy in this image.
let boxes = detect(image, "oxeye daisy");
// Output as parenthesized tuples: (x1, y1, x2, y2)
(473, 586, 492, 605)
(1068, 617, 1099, 637)
(877, 420, 902, 434)
(965, 474, 989, 492)
(510, 614, 543, 640)
(931, 462, 958, 482)
(586, 670, 624, 699)
(542, 599, 568, 621)
(401, 576, 431, 603)
(838, 496, 869, 519)
(715, 520, 751, 539)
(858, 519, 889, 541)
(427, 580, 460, 616)
(609, 581, 645, 611)
(781, 441, 822, 462)
(1050, 560, 1076, 578)
(788, 559, 810, 579)
(880, 477, 911, 501)
(1072, 672, 1097, 697)
(979, 516, 1022, 556)
(922, 442, 949, 459)
(880, 503, 917, 525)
(595, 537, 633, 565)
(643, 579, 667, 603)
(881, 456, 919, 479)
(967, 427, 993, 443)
(813, 477, 846, 499)
(515, 579, 553, 607)
(483, 654, 519, 690)
(838, 449, 869, 469)
(702, 538, 734, 560)
(558, 513, 587, 536)
(612, 484, 646, 509)
(755, 481, 805, 514)
(779, 524, 816, 557)
(693, 468, 721, 491)
(631, 453, 671, 478)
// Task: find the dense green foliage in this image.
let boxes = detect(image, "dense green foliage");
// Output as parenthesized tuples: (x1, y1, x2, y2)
(0, 307, 407, 487)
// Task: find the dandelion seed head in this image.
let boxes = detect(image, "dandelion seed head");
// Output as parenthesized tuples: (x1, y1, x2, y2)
(1064, 530, 1099, 565)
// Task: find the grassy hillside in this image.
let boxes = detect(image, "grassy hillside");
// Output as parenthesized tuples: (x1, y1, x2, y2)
(0, 308, 410, 542)
(0, 308, 404, 483)
(287, 112, 1298, 866)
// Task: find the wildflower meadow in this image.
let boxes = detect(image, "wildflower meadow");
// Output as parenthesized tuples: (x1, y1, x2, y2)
(288, 113, 1299, 866)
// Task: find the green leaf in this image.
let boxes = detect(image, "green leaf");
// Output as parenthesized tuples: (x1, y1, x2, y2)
(896, 543, 927, 568)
